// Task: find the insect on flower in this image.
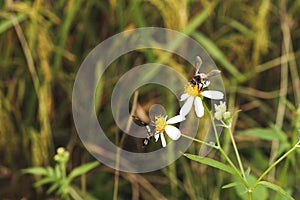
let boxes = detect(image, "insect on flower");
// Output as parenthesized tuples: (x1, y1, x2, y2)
(180, 56, 224, 118)
(132, 115, 185, 147)
(132, 116, 155, 146)
(190, 56, 221, 90)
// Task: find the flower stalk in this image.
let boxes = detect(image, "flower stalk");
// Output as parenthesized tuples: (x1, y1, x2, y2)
(252, 139, 300, 190)
(197, 101, 250, 188)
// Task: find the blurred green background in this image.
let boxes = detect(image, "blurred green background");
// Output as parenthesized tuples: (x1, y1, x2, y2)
(0, 0, 299, 199)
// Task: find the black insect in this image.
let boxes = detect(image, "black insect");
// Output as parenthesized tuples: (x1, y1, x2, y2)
(190, 56, 221, 91)
(132, 116, 155, 146)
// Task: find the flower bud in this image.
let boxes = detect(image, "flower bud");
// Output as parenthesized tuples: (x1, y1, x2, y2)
(223, 111, 231, 121)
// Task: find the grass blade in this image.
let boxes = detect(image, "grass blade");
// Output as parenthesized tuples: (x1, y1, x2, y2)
(192, 32, 245, 82)
(0, 13, 28, 34)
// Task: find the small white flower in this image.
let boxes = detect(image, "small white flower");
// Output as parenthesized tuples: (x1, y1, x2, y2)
(180, 83, 224, 118)
(153, 115, 185, 147)
(214, 101, 227, 120)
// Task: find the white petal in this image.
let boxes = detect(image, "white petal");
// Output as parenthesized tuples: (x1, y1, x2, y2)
(180, 93, 189, 101)
(194, 96, 204, 117)
(160, 133, 167, 147)
(180, 96, 194, 117)
(202, 90, 224, 100)
(154, 132, 160, 142)
(165, 125, 181, 140)
(167, 115, 185, 124)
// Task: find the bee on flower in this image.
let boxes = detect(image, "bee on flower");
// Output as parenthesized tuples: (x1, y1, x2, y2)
(180, 56, 224, 118)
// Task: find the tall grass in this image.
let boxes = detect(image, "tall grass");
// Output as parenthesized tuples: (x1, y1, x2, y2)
(0, 0, 299, 199)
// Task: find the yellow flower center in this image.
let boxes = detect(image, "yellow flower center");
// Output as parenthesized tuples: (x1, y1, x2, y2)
(154, 115, 167, 133)
(185, 83, 201, 97)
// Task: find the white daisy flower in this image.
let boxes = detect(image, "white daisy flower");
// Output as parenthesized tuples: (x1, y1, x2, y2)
(153, 115, 185, 147)
(180, 83, 224, 118)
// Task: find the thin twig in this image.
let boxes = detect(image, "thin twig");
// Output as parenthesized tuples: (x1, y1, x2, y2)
(113, 91, 139, 200)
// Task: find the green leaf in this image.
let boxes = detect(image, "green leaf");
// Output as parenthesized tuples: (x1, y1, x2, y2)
(184, 154, 235, 175)
(239, 128, 286, 141)
(34, 176, 56, 187)
(270, 124, 288, 142)
(46, 181, 63, 194)
(22, 167, 49, 175)
(233, 174, 268, 200)
(258, 181, 295, 200)
(57, 181, 70, 196)
(240, 126, 289, 161)
(70, 186, 98, 200)
(46, 166, 55, 177)
(222, 181, 242, 189)
(67, 161, 99, 183)
(68, 186, 85, 200)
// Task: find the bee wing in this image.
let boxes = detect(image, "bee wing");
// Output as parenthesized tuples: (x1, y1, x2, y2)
(194, 56, 203, 74)
(206, 70, 221, 78)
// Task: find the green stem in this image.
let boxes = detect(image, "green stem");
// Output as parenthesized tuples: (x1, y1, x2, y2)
(181, 127, 248, 187)
(248, 190, 252, 200)
(203, 101, 249, 188)
(252, 139, 300, 190)
(203, 102, 220, 146)
(227, 121, 247, 183)
(218, 147, 249, 188)
(61, 162, 67, 180)
(181, 133, 217, 149)
(180, 119, 247, 186)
